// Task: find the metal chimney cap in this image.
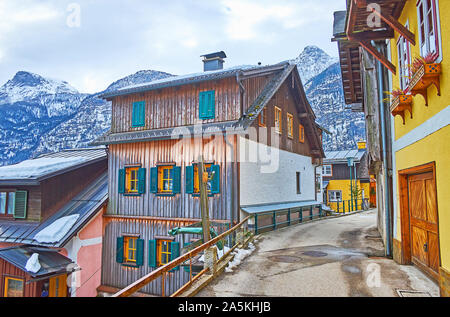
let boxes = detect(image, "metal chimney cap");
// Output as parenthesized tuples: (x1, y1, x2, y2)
(201, 51, 227, 60)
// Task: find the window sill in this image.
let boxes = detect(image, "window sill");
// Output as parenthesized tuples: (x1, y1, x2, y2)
(121, 263, 140, 268)
(191, 193, 216, 197)
(156, 193, 177, 197)
(123, 193, 142, 197)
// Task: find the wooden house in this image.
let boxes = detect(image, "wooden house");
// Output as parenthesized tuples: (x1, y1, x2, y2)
(0, 148, 108, 297)
(92, 54, 325, 296)
(333, 0, 450, 296)
(322, 142, 371, 212)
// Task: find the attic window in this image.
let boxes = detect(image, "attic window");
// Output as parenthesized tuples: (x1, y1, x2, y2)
(299, 124, 305, 143)
(258, 108, 266, 127)
(287, 113, 294, 139)
(0, 191, 15, 217)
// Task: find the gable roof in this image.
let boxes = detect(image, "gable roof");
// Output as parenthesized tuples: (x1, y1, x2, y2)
(0, 172, 108, 247)
(0, 148, 107, 186)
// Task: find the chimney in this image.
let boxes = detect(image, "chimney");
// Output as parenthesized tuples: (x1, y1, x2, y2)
(201, 51, 227, 72)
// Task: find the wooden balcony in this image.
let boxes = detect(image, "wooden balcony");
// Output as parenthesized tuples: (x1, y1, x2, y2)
(409, 63, 442, 107)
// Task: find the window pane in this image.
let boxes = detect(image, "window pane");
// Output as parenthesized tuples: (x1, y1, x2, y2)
(6, 279, 24, 297)
(0, 192, 6, 214)
(7, 192, 15, 215)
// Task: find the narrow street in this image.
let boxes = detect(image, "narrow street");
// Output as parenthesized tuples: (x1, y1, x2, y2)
(196, 209, 439, 297)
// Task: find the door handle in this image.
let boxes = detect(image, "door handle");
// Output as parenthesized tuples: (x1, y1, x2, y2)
(423, 243, 428, 253)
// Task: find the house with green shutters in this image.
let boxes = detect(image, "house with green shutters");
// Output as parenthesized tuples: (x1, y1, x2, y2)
(92, 52, 325, 296)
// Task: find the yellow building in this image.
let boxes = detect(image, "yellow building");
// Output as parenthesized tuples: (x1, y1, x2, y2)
(323, 143, 371, 213)
(388, 0, 450, 296)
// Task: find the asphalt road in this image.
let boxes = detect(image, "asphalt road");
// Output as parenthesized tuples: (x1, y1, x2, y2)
(196, 209, 439, 297)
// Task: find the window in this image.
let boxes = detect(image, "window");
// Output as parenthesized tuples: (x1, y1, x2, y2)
(0, 191, 15, 216)
(194, 163, 213, 193)
(287, 113, 294, 139)
(126, 167, 139, 194)
(322, 165, 333, 177)
(299, 124, 305, 143)
(397, 27, 411, 90)
(157, 240, 172, 266)
(160, 166, 174, 193)
(328, 190, 342, 202)
(116, 236, 144, 267)
(296, 172, 301, 194)
(274, 106, 282, 134)
(186, 164, 220, 195)
(132, 101, 146, 127)
(199, 90, 216, 120)
(119, 167, 146, 195)
(124, 236, 138, 264)
(258, 108, 267, 127)
(148, 239, 180, 270)
(4, 277, 24, 297)
(417, 0, 440, 59)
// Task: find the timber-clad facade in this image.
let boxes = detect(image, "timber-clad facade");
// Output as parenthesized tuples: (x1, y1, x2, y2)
(94, 59, 325, 296)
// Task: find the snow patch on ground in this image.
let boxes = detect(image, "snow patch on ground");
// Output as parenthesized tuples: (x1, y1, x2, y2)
(225, 243, 256, 273)
(0, 157, 90, 180)
(34, 214, 80, 243)
(199, 246, 231, 262)
(25, 253, 41, 274)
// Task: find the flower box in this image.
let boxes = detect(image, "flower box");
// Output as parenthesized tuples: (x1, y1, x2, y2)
(408, 63, 441, 107)
(390, 94, 413, 125)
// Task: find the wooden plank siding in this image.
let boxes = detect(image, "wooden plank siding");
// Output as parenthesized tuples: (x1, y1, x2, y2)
(248, 79, 314, 158)
(107, 136, 238, 221)
(40, 160, 108, 222)
(110, 77, 241, 134)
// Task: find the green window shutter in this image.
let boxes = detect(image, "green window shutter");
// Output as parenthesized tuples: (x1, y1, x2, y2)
(148, 240, 157, 268)
(170, 241, 180, 272)
(199, 92, 207, 119)
(150, 167, 158, 193)
(116, 237, 124, 264)
(13, 191, 27, 219)
(211, 165, 220, 194)
(118, 169, 126, 194)
(138, 168, 146, 194)
(183, 242, 191, 273)
(136, 239, 145, 267)
(206, 91, 215, 119)
(132, 101, 145, 127)
(185, 166, 194, 194)
(173, 166, 181, 194)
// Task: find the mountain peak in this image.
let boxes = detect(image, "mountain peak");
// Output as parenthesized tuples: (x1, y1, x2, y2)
(295, 45, 338, 83)
(10, 71, 47, 87)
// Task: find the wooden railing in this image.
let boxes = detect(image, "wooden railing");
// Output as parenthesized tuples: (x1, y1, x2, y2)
(112, 215, 252, 297)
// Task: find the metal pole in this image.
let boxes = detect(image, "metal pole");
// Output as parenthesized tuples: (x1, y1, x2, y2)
(199, 156, 210, 243)
(349, 165, 354, 212)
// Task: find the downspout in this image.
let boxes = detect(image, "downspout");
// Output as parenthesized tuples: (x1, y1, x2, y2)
(225, 132, 235, 225)
(375, 42, 392, 257)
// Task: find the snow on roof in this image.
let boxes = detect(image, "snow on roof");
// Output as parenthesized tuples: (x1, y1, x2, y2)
(25, 253, 41, 274)
(0, 157, 90, 180)
(33, 214, 80, 244)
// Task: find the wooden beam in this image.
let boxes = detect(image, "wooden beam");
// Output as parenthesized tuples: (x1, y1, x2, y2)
(359, 40, 396, 74)
(369, 6, 415, 45)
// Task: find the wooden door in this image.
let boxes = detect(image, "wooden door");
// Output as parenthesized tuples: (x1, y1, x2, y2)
(49, 275, 67, 297)
(408, 172, 440, 279)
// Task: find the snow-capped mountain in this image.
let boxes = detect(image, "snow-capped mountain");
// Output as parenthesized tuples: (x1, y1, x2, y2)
(295, 45, 338, 83)
(294, 46, 366, 151)
(0, 46, 365, 166)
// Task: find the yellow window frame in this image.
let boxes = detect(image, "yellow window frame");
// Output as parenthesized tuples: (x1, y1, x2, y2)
(4, 277, 24, 297)
(158, 165, 174, 193)
(125, 167, 139, 194)
(299, 124, 305, 143)
(124, 236, 138, 263)
(287, 113, 293, 139)
(274, 106, 282, 134)
(157, 239, 172, 266)
(193, 163, 212, 194)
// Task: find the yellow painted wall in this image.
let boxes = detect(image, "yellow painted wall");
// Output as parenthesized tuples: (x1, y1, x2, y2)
(394, 126, 450, 270)
(389, 0, 450, 273)
(326, 179, 369, 212)
(390, 0, 450, 140)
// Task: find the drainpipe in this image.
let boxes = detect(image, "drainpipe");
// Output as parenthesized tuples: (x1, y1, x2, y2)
(224, 133, 235, 225)
(375, 42, 392, 257)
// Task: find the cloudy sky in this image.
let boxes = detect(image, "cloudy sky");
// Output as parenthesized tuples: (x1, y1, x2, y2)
(0, 0, 346, 94)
